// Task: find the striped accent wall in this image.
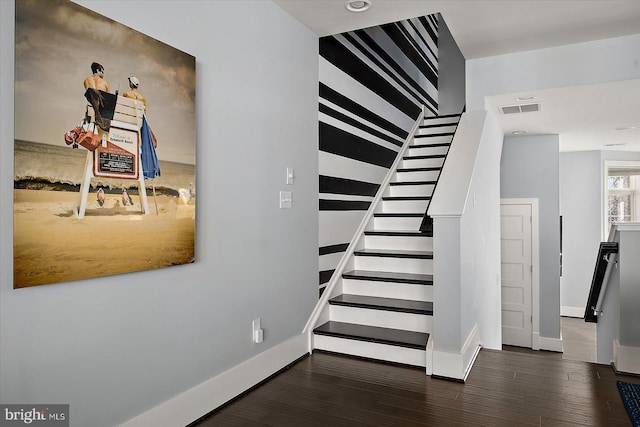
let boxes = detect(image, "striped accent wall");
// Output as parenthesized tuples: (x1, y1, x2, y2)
(319, 14, 439, 295)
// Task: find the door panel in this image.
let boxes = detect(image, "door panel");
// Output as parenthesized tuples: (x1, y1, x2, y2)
(501, 203, 533, 347)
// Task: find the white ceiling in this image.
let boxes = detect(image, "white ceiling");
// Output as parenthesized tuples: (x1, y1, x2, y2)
(274, 0, 640, 152)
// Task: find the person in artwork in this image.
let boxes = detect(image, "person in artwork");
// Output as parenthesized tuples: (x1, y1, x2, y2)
(123, 76, 147, 109)
(122, 188, 134, 206)
(96, 188, 105, 207)
(83, 62, 110, 92)
(83, 62, 114, 131)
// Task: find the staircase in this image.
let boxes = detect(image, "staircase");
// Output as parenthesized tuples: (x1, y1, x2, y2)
(312, 113, 461, 368)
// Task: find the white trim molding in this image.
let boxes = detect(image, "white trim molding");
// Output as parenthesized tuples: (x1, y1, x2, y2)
(613, 339, 640, 375)
(432, 324, 481, 381)
(561, 306, 585, 318)
(121, 333, 308, 427)
(534, 333, 563, 353)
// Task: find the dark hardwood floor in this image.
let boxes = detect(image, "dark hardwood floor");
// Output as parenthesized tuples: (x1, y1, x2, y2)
(193, 347, 638, 426)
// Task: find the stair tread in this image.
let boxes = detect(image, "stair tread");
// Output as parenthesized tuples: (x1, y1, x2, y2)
(414, 132, 454, 138)
(373, 213, 424, 217)
(403, 154, 446, 159)
(329, 294, 433, 314)
(419, 122, 457, 128)
(382, 196, 431, 201)
(423, 113, 461, 120)
(397, 167, 442, 172)
(410, 142, 451, 148)
(390, 180, 436, 186)
(364, 230, 430, 236)
(314, 321, 429, 350)
(343, 269, 433, 284)
(353, 248, 433, 259)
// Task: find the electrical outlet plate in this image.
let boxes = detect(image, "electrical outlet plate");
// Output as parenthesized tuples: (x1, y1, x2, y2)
(279, 191, 292, 209)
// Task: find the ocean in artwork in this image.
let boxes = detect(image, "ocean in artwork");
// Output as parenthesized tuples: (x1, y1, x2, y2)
(15, 140, 195, 196)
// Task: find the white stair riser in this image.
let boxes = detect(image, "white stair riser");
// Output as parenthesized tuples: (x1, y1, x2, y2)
(354, 255, 433, 275)
(389, 184, 434, 197)
(381, 199, 429, 213)
(329, 305, 432, 333)
(416, 125, 457, 135)
(313, 335, 426, 367)
(408, 145, 449, 156)
(402, 157, 444, 168)
(342, 279, 433, 301)
(364, 234, 433, 251)
(413, 134, 453, 143)
(422, 117, 460, 126)
(395, 170, 440, 182)
(373, 216, 423, 230)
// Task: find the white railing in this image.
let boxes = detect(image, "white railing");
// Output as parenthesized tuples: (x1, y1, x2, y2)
(303, 105, 427, 349)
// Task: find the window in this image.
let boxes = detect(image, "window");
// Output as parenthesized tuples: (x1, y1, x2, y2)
(607, 175, 637, 230)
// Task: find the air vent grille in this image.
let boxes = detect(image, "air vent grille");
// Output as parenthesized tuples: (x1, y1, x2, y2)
(501, 103, 541, 114)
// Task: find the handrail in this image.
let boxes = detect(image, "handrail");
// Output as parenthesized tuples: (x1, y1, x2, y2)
(419, 106, 465, 232)
(303, 105, 427, 342)
(584, 241, 618, 323)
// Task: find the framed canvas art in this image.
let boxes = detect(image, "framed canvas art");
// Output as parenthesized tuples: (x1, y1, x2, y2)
(14, 0, 196, 288)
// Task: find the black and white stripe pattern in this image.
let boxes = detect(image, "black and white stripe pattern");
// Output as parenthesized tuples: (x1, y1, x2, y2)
(319, 15, 439, 293)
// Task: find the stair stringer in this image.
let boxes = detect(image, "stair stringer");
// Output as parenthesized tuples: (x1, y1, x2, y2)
(304, 106, 427, 349)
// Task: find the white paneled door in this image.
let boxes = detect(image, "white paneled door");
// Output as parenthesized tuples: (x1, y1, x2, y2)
(501, 203, 533, 347)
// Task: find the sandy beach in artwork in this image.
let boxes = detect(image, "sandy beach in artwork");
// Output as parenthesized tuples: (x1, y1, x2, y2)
(13, 189, 195, 288)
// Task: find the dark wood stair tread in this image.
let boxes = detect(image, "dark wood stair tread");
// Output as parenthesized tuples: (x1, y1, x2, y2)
(364, 230, 430, 237)
(314, 321, 428, 350)
(413, 133, 454, 138)
(396, 167, 441, 172)
(403, 154, 446, 160)
(410, 142, 451, 148)
(423, 113, 461, 120)
(342, 270, 433, 285)
(373, 213, 424, 217)
(353, 249, 433, 259)
(382, 196, 431, 201)
(389, 180, 436, 186)
(329, 294, 433, 315)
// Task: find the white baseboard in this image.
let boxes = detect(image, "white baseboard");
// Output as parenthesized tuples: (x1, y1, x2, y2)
(561, 306, 584, 318)
(432, 324, 481, 381)
(613, 340, 640, 375)
(121, 333, 308, 427)
(536, 333, 563, 352)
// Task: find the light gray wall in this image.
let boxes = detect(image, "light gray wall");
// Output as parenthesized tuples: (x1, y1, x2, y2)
(0, 1, 319, 426)
(437, 14, 465, 115)
(501, 134, 560, 339)
(560, 150, 640, 315)
(619, 230, 640, 347)
(559, 151, 602, 313)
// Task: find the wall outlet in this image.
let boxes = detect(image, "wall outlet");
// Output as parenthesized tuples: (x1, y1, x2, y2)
(279, 191, 292, 209)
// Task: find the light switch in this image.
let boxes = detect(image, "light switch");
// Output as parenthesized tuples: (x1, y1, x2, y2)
(286, 167, 294, 185)
(280, 191, 292, 209)
(252, 318, 264, 343)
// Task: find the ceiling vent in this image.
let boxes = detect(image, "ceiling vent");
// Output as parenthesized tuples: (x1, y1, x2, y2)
(500, 103, 541, 114)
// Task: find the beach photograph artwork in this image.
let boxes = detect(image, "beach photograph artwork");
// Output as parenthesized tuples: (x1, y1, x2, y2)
(14, 0, 196, 288)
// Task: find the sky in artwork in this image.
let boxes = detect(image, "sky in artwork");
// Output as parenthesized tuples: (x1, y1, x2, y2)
(15, 0, 196, 164)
